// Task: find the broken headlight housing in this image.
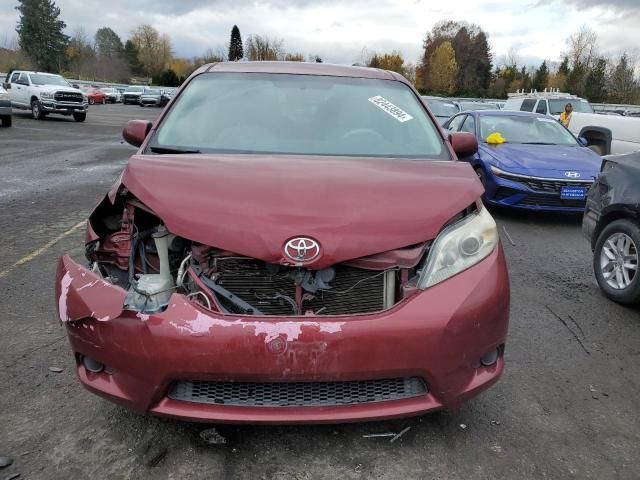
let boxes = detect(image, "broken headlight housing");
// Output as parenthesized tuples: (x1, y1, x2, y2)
(418, 207, 498, 289)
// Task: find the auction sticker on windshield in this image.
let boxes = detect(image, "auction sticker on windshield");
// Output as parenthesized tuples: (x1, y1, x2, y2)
(368, 96, 413, 123)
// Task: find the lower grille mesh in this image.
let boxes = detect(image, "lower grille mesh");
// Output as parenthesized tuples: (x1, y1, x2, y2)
(169, 377, 427, 407)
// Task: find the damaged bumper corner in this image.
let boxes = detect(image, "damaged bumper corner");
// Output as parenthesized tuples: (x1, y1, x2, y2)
(55, 250, 509, 424)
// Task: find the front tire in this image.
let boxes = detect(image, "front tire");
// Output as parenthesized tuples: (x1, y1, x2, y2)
(73, 112, 87, 122)
(0, 115, 11, 127)
(31, 99, 45, 120)
(593, 219, 640, 304)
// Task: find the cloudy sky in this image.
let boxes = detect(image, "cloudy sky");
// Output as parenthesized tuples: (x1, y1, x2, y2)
(1, 0, 638, 67)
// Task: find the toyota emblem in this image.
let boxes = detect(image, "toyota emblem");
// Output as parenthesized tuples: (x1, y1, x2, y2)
(284, 237, 320, 263)
(564, 171, 581, 178)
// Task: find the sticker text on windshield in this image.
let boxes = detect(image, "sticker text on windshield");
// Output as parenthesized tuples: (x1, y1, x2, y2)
(368, 96, 414, 123)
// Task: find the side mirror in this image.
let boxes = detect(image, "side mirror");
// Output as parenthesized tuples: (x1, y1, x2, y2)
(122, 120, 152, 148)
(578, 136, 588, 147)
(2, 82, 10, 89)
(449, 132, 478, 157)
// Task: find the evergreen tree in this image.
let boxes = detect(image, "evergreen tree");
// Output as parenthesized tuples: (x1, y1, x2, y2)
(558, 56, 570, 76)
(124, 39, 142, 75)
(15, 0, 69, 72)
(228, 25, 243, 61)
(532, 60, 549, 92)
(95, 27, 123, 57)
(583, 58, 607, 103)
(565, 61, 586, 96)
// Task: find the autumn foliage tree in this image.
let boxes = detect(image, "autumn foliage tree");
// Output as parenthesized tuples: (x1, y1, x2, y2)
(427, 41, 457, 94)
(130, 24, 172, 77)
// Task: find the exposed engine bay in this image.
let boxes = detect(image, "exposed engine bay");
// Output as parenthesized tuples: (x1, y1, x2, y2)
(86, 194, 431, 316)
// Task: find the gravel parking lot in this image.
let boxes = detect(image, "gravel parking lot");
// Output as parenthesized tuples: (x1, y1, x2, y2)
(0, 104, 639, 480)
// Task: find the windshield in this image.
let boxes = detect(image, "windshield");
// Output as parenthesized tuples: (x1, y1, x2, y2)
(549, 99, 593, 114)
(424, 99, 459, 117)
(145, 89, 161, 95)
(459, 102, 498, 111)
(479, 115, 579, 146)
(29, 74, 69, 87)
(150, 73, 446, 158)
(126, 86, 144, 92)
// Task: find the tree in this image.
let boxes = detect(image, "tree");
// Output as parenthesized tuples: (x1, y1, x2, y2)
(228, 25, 243, 61)
(154, 69, 180, 87)
(558, 56, 570, 76)
(95, 27, 123, 57)
(608, 54, 637, 104)
(284, 53, 304, 62)
(532, 60, 549, 92)
(583, 58, 607, 102)
(130, 24, 172, 77)
(427, 41, 457, 94)
(66, 27, 95, 78)
(565, 61, 587, 96)
(245, 35, 283, 61)
(123, 40, 142, 75)
(15, 0, 68, 72)
(566, 26, 598, 70)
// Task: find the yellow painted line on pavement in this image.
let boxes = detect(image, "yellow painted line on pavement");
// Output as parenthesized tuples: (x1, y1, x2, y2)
(0, 220, 85, 279)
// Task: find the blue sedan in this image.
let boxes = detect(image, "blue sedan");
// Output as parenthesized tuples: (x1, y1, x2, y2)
(443, 111, 602, 212)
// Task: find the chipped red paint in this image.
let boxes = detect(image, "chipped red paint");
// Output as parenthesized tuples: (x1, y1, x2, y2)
(57, 247, 509, 424)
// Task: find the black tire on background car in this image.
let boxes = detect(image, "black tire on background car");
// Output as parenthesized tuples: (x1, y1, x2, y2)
(0, 115, 11, 127)
(73, 112, 87, 123)
(593, 219, 640, 304)
(31, 99, 45, 120)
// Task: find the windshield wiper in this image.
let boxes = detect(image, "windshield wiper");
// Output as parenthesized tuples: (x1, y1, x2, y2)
(520, 142, 556, 145)
(149, 146, 201, 154)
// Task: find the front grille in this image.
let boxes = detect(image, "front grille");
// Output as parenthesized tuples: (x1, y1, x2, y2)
(499, 173, 592, 194)
(54, 91, 83, 103)
(518, 195, 586, 209)
(214, 258, 386, 316)
(168, 377, 427, 407)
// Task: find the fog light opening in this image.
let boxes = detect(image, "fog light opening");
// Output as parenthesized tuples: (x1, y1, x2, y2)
(82, 356, 104, 373)
(480, 349, 499, 367)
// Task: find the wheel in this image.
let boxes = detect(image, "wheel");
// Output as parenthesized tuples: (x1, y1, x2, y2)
(73, 112, 87, 122)
(89, 97, 95, 105)
(31, 99, 45, 120)
(588, 144, 605, 155)
(0, 115, 11, 127)
(593, 219, 640, 304)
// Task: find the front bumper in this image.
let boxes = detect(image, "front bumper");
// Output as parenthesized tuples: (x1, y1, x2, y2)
(40, 100, 88, 113)
(485, 173, 592, 212)
(56, 247, 510, 424)
(0, 102, 11, 116)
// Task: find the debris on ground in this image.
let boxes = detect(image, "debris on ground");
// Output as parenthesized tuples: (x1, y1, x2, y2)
(459, 424, 468, 430)
(355, 464, 364, 473)
(0, 457, 12, 468)
(146, 447, 168, 467)
(491, 420, 501, 426)
(362, 433, 395, 438)
(48, 367, 63, 373)
(200, 428, 227, 445)
(589, 385, 599, 400)
(390, 427, 411, 443)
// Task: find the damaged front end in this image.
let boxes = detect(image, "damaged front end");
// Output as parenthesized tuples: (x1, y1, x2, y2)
(75, 190, 438, 318)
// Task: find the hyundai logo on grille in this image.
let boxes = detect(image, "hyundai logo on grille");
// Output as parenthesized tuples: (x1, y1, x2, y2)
(564, 171, 581, 178)
(284, 237, 320, 263)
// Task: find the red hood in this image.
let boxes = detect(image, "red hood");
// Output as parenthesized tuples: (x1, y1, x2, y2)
(120, 154, 482, 269)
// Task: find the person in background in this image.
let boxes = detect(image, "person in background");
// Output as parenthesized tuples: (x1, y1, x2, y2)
(560, 103, 573, 127)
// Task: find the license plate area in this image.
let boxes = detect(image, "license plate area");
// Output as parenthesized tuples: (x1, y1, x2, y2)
(560, 186, 586, 200)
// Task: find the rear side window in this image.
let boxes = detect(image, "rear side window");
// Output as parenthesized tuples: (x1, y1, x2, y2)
(536, 100, 547, 114)
(520, 99, 536, 112)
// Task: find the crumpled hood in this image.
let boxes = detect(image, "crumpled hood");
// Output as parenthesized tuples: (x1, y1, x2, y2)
(119, 154, 483, 269)
(480, 143, 602, 180)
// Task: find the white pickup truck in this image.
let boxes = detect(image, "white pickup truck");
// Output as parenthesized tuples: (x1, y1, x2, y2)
(504, 92, 640, 155)
(2, 70, 88, 122)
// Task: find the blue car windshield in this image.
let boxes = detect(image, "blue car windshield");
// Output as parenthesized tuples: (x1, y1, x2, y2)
(479, 115, 578, 146)
(151, 72, 447, 159)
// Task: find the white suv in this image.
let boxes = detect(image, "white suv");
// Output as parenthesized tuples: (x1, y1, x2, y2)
(3, 70, 88, 122)
(504, 90, 640, 155)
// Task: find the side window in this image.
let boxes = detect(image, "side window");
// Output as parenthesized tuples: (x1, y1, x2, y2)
(460, 115, 476, 135)
(447, 114, 466, 132)
(18, 73, 29, 85)
(520, 99, 536, 112)
(536, 100, 547, 114)
(10, 72, 19, 83)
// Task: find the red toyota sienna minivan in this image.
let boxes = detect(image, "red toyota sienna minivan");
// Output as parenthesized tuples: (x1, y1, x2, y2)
(56, 62, 509, 424)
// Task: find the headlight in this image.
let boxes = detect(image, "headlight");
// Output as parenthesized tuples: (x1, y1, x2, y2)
(490, 165, 506, 177)
(418, 207, 498, 289)
(41, 92, 54, 99)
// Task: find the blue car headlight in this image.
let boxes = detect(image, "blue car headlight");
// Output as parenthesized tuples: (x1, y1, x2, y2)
(418, 207, 498, 289)
(490, 165, 507, 177)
